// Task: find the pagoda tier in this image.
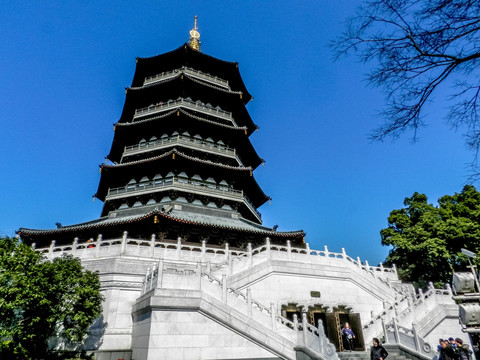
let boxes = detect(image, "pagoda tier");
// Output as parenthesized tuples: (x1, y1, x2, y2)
(107, 110, 263, 168)
(18, 210, 305, 248)
(118, 75, 257, 133)
(131, 44, 252, 102)
(95, 149, 269, 222)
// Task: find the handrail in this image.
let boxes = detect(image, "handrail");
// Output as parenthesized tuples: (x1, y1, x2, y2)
(144, 66, 230, 89)
(134, 98, 233, 122)
(105, 177, 261, 220)
(123, 135, 236, 157)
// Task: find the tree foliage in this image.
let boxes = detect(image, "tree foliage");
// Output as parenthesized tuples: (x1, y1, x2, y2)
(333, 0, 480, 160)
(381, 185, 480, 288)
(0, 237, 103, 360)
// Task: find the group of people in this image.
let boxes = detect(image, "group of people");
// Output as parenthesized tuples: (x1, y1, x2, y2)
(341, 323, 388, 360)
(437, 337, 473, 360)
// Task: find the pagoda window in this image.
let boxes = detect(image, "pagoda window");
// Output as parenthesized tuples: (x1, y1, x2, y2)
(160, 133, 168, 139)
(207, 202, 217, 208)
(192, 199, 203, 206)
(139, 138, 147, 148)
(205, 177, 216, 189)
(153, 174, 164, 185)
(160, 196, 170, 203)
(139, 176, 149, 183)
(118, 203, 129, 210)
(146, 199, 156, 205)
(165, 172, 174, 184)
(127, 179, 137, 191)
(219, 180, 229, 191)
(181, 131, 190, 138)
(177, 197, 188, 203)
(221, 204, 233, 210)
(148, 136, 157, 145)
(172, 131, 179, 136)
(133, 201, 143, 207)
(191, 174, 202, 185)
(185, 97, 193, 101)
(193, 134, 202, 144)
(205, 103, 213, 108)
(178, 172, 188, 183)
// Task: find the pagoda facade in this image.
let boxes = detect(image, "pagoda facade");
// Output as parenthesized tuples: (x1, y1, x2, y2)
(18, 19, 305, 249)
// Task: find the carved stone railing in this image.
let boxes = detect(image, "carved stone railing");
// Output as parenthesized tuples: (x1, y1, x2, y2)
(144, 66, 230, 89)
(123, 134, 237, 160)
(134, 98, 233, 122)
(382, 318, 435, 358)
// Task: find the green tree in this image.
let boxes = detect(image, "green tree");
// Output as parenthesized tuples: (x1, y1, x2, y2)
(333, 0, 480, 170)
(381, 185, 480, 288)
(0, 237, 103, 360)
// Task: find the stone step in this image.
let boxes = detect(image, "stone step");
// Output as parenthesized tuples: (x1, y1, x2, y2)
(337, 350, 411, 360)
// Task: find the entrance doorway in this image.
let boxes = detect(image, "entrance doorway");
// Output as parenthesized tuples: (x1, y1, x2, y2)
(281, 303, 365, 352)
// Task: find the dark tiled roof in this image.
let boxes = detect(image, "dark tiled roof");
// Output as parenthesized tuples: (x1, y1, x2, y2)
(18, 209, 305, 238)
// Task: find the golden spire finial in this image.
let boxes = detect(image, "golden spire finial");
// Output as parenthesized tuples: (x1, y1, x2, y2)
(188, 15, 201, 51)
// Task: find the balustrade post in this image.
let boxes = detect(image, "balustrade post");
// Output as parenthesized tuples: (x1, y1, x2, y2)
(49, 240, 56, 254)
(95, 234, 102, 257)
(341, 247, 347, 259)
(222, 274, 227, 303)
(196, 262, 202, 290)
(317, 319, 325, 353)
(224, 243, 229, 261)
(31, 242, 36, 249)
(357, 257, 362, 269)
(143, 268, 150, 294)
(446, 283, 453, 296)
(158, 260, 164, 288)
(302, 311, 308, 345)
(306, 242, 310, 255)
(270, 302, 277, 331)
(176, 237, 182, 260)
(412, 322, 420, 351)
(381, 319, 389, 344)
(392, 317, 400, 344)
(201, 240, 206, 262)
(392, 263, 398, 277)
(365, 260, 370, 269)
(287, 240, 292, 260)
(151, 263, 158, 290)
(247, 243, 253, 267)
(379, 262, 384, 271)
(247, 288, 252, 317)
(324, 245, 329, 257)
(428, 282, 435, 292)
(265, 237, 271, 260)
(293, 314, 299, 336)
(150, 234, 156, 257)
(121, 231, 128, 254)
(72, 238, 78, 254)
(206, 261, 211, 274)
(417, 284, 426, 302)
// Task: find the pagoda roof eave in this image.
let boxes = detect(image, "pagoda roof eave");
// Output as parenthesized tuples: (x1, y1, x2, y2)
(17, 210, 305, 244)
(106, 110, 260, 165)
(95, 149, 270, 206)
(117, 76, 255, 132)
(131, 44, 252, 101)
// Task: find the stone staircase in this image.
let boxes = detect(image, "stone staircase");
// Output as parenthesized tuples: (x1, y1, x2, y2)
(337, 349, 412, 360)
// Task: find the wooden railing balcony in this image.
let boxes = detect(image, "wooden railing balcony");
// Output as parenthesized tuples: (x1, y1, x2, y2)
(133, 98, 233, 122)
(144, 66, 230, 89)
(105, 177, 261, 221)
(123, 135, 238, 161)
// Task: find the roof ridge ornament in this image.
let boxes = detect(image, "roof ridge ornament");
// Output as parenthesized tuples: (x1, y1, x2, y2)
(188, 15, 201, 51)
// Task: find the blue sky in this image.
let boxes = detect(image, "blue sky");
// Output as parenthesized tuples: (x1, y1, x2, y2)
(0, 1, 472, 266)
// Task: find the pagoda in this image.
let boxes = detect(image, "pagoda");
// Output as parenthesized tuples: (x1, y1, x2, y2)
(18, 17, 305, 249)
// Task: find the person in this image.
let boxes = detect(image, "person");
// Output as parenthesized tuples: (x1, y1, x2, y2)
(439, 339, 459, 360)
(455, 338, 472, 360)
(341, 322, 355, 351)
(370, 338, 388, 360)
